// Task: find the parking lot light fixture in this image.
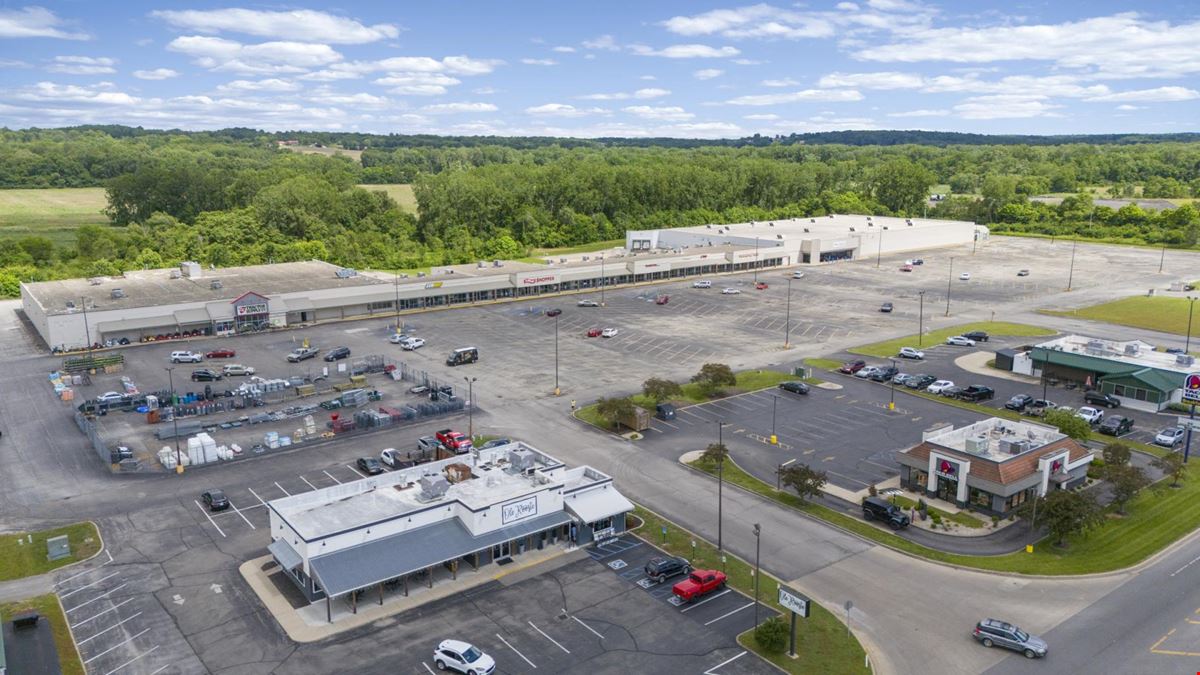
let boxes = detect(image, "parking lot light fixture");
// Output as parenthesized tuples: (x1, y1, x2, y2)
(889, 359, 897, 411)
(165, 366, 182, 474)
(1067, 237, 1078, 291)
(771, 396, 778, 443)
(753, 237, 760, 283)
(777, 458, 796, 492)
(918, 290, 925, 347)
(554, 314, 560, 396)
(717, 420, 729, 551)
(599, 254, 606, 307)
(464, 376, 477, 440)
(1186, 296, 1197, 353)
(783, 277, 793, 348)
(945, 257, 953, 317)
(753, 523, 762, 629)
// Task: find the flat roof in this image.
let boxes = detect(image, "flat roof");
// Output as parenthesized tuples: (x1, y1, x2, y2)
(1036, 335, 1196, 375)
(927, 418, 1065, 463)
(25, 260, 386, 316)
(658, 214, 977, 240)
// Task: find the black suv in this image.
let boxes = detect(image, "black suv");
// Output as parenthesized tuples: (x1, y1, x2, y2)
(201, 489, 229, 511)
(644, 556, 692, 584)
(356, 457, 384, 475)
(1084, 390, 1121, 408)
(905, 374, 936, 390)
(862, 496, 910, 530)
(870, 366, 899, 382)
(324, 346, 352, 362)
(962, 330, 990, 342)
(1098, 416, 1134, 436)
(779, 381, 810, 395)
(1004, 394, 1034, 411)
(959, 385, 995, 402)
(190, 368, 223, 382)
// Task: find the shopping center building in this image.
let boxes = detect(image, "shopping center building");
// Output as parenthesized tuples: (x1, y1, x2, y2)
(895, 418, 1094, 516)
(265, 441, 634, 621)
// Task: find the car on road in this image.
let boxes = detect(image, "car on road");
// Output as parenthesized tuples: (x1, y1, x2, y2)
(401, 337, 426, 351)
(577, 299, 601, 307)
(854, 365, 882, 379)
(862, 496, 910, 530)
(926, 380, 955, 394)
(880, 302, 894, 313)
(287, 346, 319, 362)
(545, 308, 562, 317)
(912, 258, 925, 265)
(1098, 416, 1134, 436)
(838, 359, 867, 374)
(1017, 269, 1030, 277)
(324, 346, 351, 362)
(959, 272, 971, 281)
(586, 327, 602, 337)
(205, 349, 236, 359)
(601, 327, 619, 338)
(721, 287, 742, 295)
(201, 489, 229, 512)
(961, 330, 990, 342)
(692, 280, 712, 289)
(672, 569, 726, 602)
(900, 264, 913, 272)
(972, 619, 1047, 659)
(1084, 390, 1121, 408)
(434, 639, 496, 675)
(906, 374, 937, 390)
(959, 385, 995, 402)
(190, 368, 222, 382)
(1004, 394, 1035, 411)
(779, 381, 810, 395)
(791, 271, 805, 279)
(1156, 427, 1186, 447)
(170, 350, 203, 363)
(1077, 406, 1104, 424)
(870, 366, 899, 382)
(945, 335, 976, 347)
(898, 347, 924, 360)
(755, 282, 769, 290)
(221, 364, 255, 377)
(644, 556, 692, 584)
(356, 457, 385, 475)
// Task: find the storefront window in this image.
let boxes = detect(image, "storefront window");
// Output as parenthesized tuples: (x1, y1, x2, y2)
(913, 470, 928, 490)
(969, 487, 991, 509)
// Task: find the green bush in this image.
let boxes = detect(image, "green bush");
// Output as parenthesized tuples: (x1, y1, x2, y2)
(754, 616, 789, 653)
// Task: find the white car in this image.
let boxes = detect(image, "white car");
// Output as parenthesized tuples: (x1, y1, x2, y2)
(1077, 406, 1104, 424)
(926, 380, 955, 394)
(1155, 427, 1186, 447)
(945, 336, 976, 347)
(401, 337, 426, 351)
(434, 639, 495, 675)
(854, 366, 882, 379)
(601, 327, 619, 338)
(380, 448, 409, 468)
(791, 271, 805, 279)
(898, 347, 924, 360)
(692, 280, 712, 289)
(388, 333, 411, 344)
(221, 364, 255, 376)
(721, 287, 741, 295)
(170, 350, 203, 363)
(959, 272, 971, 281)
(97, 391, 126, 403)
(577, 299, 600, 307)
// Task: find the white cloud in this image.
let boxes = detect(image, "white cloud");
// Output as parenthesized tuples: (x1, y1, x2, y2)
(525, 103, 607, 117)
(662, 5, 836, 40)
(694, 68, 724, 80)
(660, 121, 742, 135)
(521, 58, 557, 66)
(743, 113, 779, 120)
(0, 6, 88, 39)
(328, 55, 503, 78)
(167, 36, 342, 74)
(151, 9, 398, 44)
(1115, 104, 1144, 111)
(812, 71, 1112, 99)
(582, 34, 619, 51)
(579, 87, 670, 101)
(551, 46, 576, 53)
(217, 78, 299, 92)
(421, 102, 499, 114)
(953, 94, 1063, 120)
(133, 68, 178, 80)
(639, 75, 657, 81)
(732, 58, 765, 65)
(1085, 86, 1199, 102)
(14, 81, 138, 106)
(473, 86, 498, 95)
(298, 69, 361, 81)
(635, 88, 670, 99)
(836, 2, 860, 9)
(47, 56, 116, 75)
(623, 105, 694, 121)
(629, 44, 740, 59)
(886, 109, 949, 117)
(761, 78, 799, 87)
(306, 91, 389, 108)
(818, 71, 923, 89)
(726, 89, 864, 105)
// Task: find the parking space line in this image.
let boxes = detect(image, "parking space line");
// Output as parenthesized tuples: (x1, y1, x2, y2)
(571, 615, 605, 639)
(193, 500, 227, 538)
(147, 664, 171, 675)
(323, 469, 342, 484)
(70, 598, 136, 629)
(83, 626, 151, 664)
(228, 500, 256, 529)
(65, 583, 128, 613)
(56, 556, 112, 588)
(528, 621, 570, 653)
(59, 571, 120, 599)
(422, 663, 435, 674)
(680, 589, 731, 612)
(102, 644, 159, 675)
(299, 475, 319, 491)
(274, 481, 291, 496)
(248, 487, 269, 508)
(347, 464, 368, 478)
(703, 602, 755, 626)
(77, 611, 143, 646)
(495, 633, 537, 669)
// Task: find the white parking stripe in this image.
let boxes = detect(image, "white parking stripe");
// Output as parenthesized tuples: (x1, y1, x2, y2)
(248, 487, 269, 508)
(193, 500, 227, 538)
(65, 583, 128, 613)
(59, 571, 120, 599)
(347, 464, 367, 478)
(56, 556, 112, 588)
(70, 598, 136, 628)
(495, 633, 537, 669)
(679, 589, 731, 612)
(323, 470, 342, 484)
(422, 663, 435, 674)
(228, 500, 255, 529)
(77, 612, 143, 645)
(84, 626, 151, 664)
(528, 620, 570, 653)
(274, 481, 291, 496)
(299, 475, 319, 491)
(103, 644, 159, 675)
(571, 615, 605, 639)
(703, 601, 755, 626)
(704, 650, 748, 674)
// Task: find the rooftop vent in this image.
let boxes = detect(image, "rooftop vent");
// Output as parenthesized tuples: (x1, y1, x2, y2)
(110, 288, 125, 299)
(180, 261, 202, 279)
(849, 227, 855, 232)
(776, 234, 783, 239)
(964, 435, 988, 454)
(507, 448, 535, 474)
(1124, 343, 1139, 356)
(169, 269, 181, 279)
(335, 267, 358, 278)
(210, 279, 222, 290)
(999, 439, 1030, 455)
(883, 226, 889, 230)
(1177, 354, 1196, 366)
(417, 472, 450, 501)
(1085, 340, 1105, 355)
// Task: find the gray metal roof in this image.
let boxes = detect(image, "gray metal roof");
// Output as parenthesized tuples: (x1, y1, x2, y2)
(309, 511, 572, 597)
(268, 538, 303, 571)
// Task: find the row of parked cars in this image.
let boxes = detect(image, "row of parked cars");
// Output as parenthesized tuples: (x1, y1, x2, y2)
(838, 359, 997, 400)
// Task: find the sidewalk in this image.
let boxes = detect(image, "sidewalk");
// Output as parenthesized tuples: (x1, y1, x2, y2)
(954, 351, 1040, 384)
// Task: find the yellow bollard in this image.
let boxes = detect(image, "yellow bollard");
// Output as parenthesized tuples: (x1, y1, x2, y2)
(770, 434, 777, 445)
(1025, 544, 1034, 554)
(888, 401, 895, 411)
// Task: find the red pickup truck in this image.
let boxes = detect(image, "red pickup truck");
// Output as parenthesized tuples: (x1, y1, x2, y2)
(672, 570, 727, 602)
(436, 429, 473, 453)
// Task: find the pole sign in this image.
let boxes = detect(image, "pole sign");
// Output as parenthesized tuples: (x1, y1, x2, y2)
(1184, 373, 1200, 404)
(1179, 416, 1200, 431)
(778, 585, 810, 618)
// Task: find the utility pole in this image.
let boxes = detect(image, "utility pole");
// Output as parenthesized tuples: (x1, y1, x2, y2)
(771, 396, 778, 443)
(918, 290, 925, 347)
(875, 228, 883, 268)
(464, 376, 477, 440)
(165, 366, 183, 474)
(393, 269, 401, 332)
(889, 358, 897, 412)
(1066, 238, 1078, 291)
(1159, 245, 1167, 274)
(945, 257, 953, 317)
(553, 314, 560, 396)
(717, 420, 728, 551)
(599, 255, 606, 307)
(753, 523, 762, 628)
(783, 277, 792, 348)
(81, 296, 92, 355)
(1186, 297, 1197, 353)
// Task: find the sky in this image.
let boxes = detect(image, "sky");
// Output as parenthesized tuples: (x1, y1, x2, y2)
(0, 1, 1198, 138)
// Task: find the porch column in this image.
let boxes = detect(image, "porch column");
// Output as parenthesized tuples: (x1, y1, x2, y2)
(428, 566, 433, 588)
(378, 582, 384, 606)
(326, 595, 331, 623)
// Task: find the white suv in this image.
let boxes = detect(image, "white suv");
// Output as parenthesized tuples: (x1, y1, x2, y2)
(692, 280, 712, 288)
(926, 380, 955, 394)
(401, 337, 426, 350)
(170, 350, 202, 363)
(434, 639, 495, 675)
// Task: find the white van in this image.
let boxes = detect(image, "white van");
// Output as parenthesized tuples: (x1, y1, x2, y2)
(692, 280, 712, 288)
(792, 271, 805, 279)
(170, 350, 202, 363)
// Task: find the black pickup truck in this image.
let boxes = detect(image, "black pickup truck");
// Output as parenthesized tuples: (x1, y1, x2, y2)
(959, 385, 995, 402)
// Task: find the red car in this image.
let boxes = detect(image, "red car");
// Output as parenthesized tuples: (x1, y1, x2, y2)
(838, 359, 867, 374)
(672, 570, 727, 602)
(205, 349, 236, 359)
(587, 328, 602, 337)
(546, 308, 562, 317)
(655, 295, 669, 305)
(435, 429, 473, 453)
(900, 264, 913, 272)
(755, 282, 768, 290)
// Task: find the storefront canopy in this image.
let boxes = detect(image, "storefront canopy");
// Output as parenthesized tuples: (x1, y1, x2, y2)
(564, 486, 634, 524)
(268, 538, 303, 572)
(173, 307, 211, 325)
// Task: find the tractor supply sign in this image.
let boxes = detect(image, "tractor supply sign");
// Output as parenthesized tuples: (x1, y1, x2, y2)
(1185, 372, 1200, 404)
(236, 303, 268, 316)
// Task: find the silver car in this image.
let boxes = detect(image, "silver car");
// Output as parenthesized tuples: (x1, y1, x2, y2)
(973, 618, 1047, 659)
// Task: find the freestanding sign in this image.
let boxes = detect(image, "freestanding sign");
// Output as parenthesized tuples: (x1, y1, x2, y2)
(1184, 373, 1200, 404)
(777, 585, 811, 657)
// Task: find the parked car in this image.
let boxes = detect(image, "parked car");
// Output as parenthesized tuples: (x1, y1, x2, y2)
(436, 429, 473, 453)
(1026, 399, 1057, 416)
(96, 391, 126, 403)
(791, 271, 805, 279)
(601, 327, 619, 338)
(201, 489, 229, 512)
(912, 258, 925, 265)
(945, 335, 976, 347)
(961, 330, 990, 342)
(672, 570, 726, 602)
(655, 295, 670, 305)
(854, 365, 882, 379)
(1084, 390, 1121, 408)
(906, 374, 936, 390)
(577, 299, 600, 307)
(379, 448, 411, 469)
(942, 385, 966, 399)
(1098, 416, 1134, 436)
(1166, 347, 1185, 355)
(205, 349, 236, 359)
(880, 302, 894, 313)
(959, 272, 971, 281)
(755, 282, 769, 290)
(779, 381, 810, 395)
(221, 364, 255, 377)
(959, 385, 995, 402)
(401, 337, 426, 351)
(1017, 269, 1030, 277)
(1156, 426, 1187, 447)
(586, 327, 602, 337)
(323, 346, 351, 362)
(389, 332, 412, 344)
(862, 496, 910, 530)
(1004, 394, 1035, 411)
(545, 308, 562, 317)
(839, 359, 867, 374)
(479, 438, 513, 449)
(190, 368, 222, 382)
(433, 639, 496, 675)
(870, 366, 899, 382)
(721, 287, 742, 295)
(356, 457, 384, 475)
(692, 280, 712, 289)
(898, 347, 924, 360)
(170, 350, 203, 363)
(926, 380, 955, 394)
(972, 619, 1047, 659)
(287, 346, 319, 362)
(644, 556, 692, 584)
(655, 403, 676, 420)
(417, 436, 442, 454)
(892, 374, 913, 387)
(899, 264, 913, 272)
(1077, 406, 1105, 424)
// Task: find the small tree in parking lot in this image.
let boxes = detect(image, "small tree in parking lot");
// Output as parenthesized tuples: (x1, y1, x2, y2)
(1153, 452, 1188, 488)
(1029, 489, 1101, 547)
(1106, 463, 1150, 515)
(701, 442, 729, 467)
(691, 363, 737, 397)
(595, 396, 635, 429)
(643, 377, 682, 402)
(754, 616, 789, 653)
(1102, 442, 1132, 467)
(1043, 409, 1091, 441)
(778, 463, 827, 503)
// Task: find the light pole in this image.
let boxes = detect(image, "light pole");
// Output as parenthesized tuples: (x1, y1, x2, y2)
(81, 296, 92, 355)
(393, 269, 401, 332)
(889, 358, 897, 412)
(918, 290, 925, 347)
(165, 366, 183, 474)
(717, 420, 728, 551)
(553, 314, 560, 396)
(464, 376, 477, 440)
(944, 257, 954, 317)
(1066, 237, 1078, 291)
(1159, 245, 1167, 274)
(783, 277, 793, 348)
(753, 237, 761, 284)
(753, 523, 762, 629)
(875, 228, 883, 268)
(771, 395, 778, 443)
(1186, 296, 1197, 353)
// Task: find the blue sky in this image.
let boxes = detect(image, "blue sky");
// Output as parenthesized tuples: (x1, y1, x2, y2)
(0, 1, 1197, 137)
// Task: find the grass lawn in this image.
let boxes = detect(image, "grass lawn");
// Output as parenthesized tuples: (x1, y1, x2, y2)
(0, 522, 100, 582)
(889, 494, 985, 528)
(632, 506, 867, 673)
(532, 239, 624, 256)
(849, 322, 1056, 358)
(805, 357, 845, 371)
(358, 183, 417, 215)
(1041, 295, 1199, 337)
(0, 187, 108, 247)
(0, 594, 84, 675)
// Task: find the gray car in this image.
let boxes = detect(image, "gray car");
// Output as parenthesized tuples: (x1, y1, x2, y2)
(973, 619, 1048, 659)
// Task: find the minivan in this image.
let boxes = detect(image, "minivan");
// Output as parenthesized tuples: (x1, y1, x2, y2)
(323, 346, 351, 362)
(447, 347, 479, 366)
(656, 403, 676, 420)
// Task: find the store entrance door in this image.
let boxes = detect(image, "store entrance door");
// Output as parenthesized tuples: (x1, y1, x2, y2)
(492, 541, 511, 560)
(937, 476, 958, 502)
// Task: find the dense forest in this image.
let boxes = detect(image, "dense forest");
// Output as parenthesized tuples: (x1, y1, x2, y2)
(0, 125, 1197, 297)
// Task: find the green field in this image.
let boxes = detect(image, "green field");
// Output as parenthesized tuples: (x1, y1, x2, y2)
(0, 187, 108, 246)
(0, 522, 101, 581)
(1042, 296, 1199, 336)
(358, 183, 418, 215)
